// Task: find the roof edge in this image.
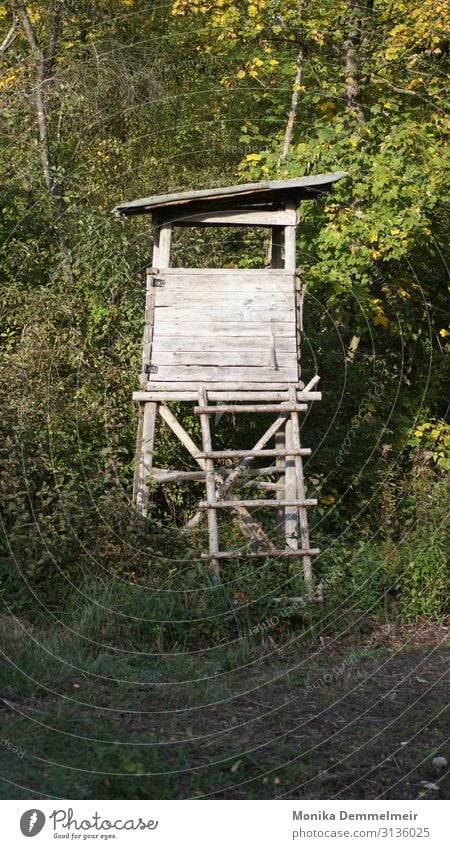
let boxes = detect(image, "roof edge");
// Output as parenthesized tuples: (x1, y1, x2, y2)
(113, 171, 347, 217)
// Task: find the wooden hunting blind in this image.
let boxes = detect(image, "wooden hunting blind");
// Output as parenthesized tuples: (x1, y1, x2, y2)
(115, 171, 346, 585)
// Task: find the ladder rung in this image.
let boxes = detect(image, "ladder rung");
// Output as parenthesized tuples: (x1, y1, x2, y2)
(194, 404, 308, 414)
(196, 448, 311, 459)
(201, 548, 320, 560)
(199, 499, 317, 509)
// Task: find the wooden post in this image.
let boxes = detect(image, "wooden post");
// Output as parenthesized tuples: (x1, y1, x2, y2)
(284, 200, 297, 272)
(289, 386, 312, 589)
(271, 223, 286, 536)
(284, 418, 299, 549)
(198, 387, 220, 585)
(135, 213, 172, 515)
(283, 201, 298, 546)
(275, 427, 286, 536)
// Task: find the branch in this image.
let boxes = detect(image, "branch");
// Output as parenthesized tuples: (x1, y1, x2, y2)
(44, 4, 61, 74)
(0, 17, 17, 54)
(370, 74, 431, 100)
(14, 0, 42, 59)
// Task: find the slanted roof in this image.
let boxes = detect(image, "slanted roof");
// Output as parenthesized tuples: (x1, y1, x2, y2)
(114, 171, 347, 217)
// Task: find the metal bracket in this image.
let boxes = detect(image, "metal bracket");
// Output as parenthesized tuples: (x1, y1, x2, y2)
(144, 363, 158, 375)
(150, 276, 165, 288)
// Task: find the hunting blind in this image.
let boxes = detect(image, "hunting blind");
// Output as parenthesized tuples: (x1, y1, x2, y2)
(115, 172, 346, 585)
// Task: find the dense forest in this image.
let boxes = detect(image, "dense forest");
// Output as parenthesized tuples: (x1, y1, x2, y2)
(0, 0, 448, 800)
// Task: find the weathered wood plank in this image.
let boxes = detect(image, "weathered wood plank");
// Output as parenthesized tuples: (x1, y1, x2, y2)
(169, 208, 297, 227)
(142, 382, 301, 392)
(149, 365, 298, 383)
(156, 267, 294, 278)
(155, 291, 295, 308)
(151, 335, 297, 353)
(154, 279, 295, 294)
(134, 390, 294, 400)
(153, 351, 297, 368)
(153, 322, 295, 337)
(154, 307, 295, 323)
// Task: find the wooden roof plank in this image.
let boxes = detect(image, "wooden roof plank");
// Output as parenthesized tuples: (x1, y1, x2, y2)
(113, 171, 347, 216)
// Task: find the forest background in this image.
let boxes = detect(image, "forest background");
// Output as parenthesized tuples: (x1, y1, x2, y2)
(0, 0, 448, 800)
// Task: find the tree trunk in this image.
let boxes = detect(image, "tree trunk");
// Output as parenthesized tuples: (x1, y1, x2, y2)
(343, 0, 365, 123)
(14, 0, 72, 281)
(280, 0, 306, 161)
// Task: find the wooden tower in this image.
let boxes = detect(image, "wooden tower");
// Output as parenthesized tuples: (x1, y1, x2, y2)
(115, 172, 346, 585)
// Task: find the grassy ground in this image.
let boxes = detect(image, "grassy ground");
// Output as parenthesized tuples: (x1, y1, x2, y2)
(0, 608, 448, 800)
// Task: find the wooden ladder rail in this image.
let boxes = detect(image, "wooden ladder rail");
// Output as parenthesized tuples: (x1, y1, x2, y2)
(198, 386, 220, 585)
(289, 386, 313, 590)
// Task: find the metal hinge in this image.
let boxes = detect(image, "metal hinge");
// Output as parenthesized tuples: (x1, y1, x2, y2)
(144, 363, 158, 375)
(150, 276, 165, 288)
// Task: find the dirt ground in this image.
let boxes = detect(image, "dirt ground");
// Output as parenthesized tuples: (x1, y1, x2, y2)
(1, 618, 448, 799)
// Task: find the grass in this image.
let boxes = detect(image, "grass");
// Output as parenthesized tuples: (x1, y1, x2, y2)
(0, 584, 448, 800)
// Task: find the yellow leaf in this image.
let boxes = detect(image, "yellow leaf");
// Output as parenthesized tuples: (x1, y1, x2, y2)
(322, 495, 336, 505)
(246, 153, 263, 161)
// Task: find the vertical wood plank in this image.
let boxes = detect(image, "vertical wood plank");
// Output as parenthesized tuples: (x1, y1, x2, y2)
(198, 386, 221, 585)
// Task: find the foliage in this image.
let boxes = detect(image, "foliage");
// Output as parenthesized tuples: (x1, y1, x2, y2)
(0, 0, 448, 635)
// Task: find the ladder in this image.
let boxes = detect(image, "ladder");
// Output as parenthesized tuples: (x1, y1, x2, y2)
(195, 385, 319, 586)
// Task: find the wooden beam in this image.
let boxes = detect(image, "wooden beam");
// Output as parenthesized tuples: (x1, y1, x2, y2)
(197, 448, 311, 459)
(193, 403, 307, 414)
(199, 499, 317, 509)
(134, 390, 320, 401)
(201, 548, 320, 560)
(168, 208, 297, 227)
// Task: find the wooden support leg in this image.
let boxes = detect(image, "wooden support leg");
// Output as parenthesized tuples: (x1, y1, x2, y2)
(198, 387, 220, 585)
(275, 426, 286, 537)
(136, 401, 158, 517)
(289, 387, 313, 590)
(284, 418, 299, 550)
